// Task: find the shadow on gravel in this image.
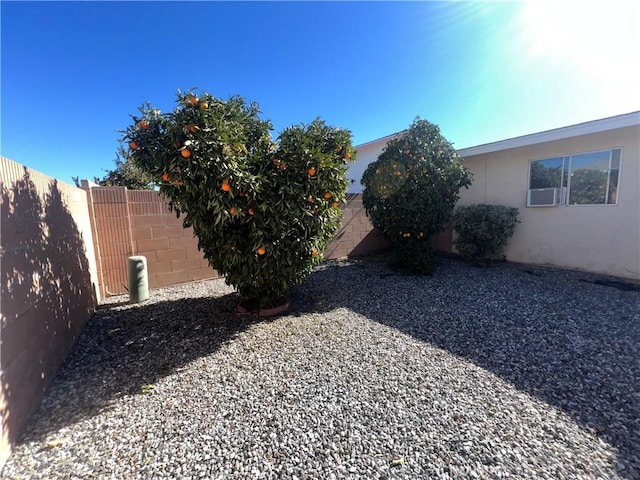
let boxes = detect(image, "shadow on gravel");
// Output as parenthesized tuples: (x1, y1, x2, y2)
(293, 256, 640, 478)
(16, 292, 256, 443)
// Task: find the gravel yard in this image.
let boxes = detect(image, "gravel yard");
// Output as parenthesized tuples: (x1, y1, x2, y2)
(3, 256, 639, 479)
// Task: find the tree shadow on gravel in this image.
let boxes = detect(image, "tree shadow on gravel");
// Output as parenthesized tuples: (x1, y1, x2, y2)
(16, 292, 257, 444)
(292, 256, 640, 478)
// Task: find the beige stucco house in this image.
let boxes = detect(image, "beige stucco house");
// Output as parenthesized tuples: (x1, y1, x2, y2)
(350, 112, 640, 280)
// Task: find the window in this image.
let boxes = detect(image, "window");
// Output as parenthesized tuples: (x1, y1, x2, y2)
(528, 148, 621, 206)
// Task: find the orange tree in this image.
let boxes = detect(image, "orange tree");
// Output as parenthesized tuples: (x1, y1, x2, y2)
(361, 118, 472, 274)
(121, 91, 354, 309)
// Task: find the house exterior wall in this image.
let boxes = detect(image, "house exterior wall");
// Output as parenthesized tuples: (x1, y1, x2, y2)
(457, 125, 640, 280)
(0, 157, 99, 467)
(348, 136, 393, 193)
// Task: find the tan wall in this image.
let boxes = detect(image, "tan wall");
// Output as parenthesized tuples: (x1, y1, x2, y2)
(458, 126, 640, 280)
(0, 157, 99, 466)
(325, 194, 390, 259)
(87, 187, 218, 297)
(88, 188, 393, 297)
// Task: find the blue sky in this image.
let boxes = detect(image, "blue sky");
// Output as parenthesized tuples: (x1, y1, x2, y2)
(2, 1, 639, 184)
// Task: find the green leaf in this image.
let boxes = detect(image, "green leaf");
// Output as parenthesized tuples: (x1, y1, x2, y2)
(141, 384, 154, 394)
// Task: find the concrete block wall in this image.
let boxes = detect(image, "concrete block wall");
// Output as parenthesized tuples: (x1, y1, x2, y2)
(127, 190, 215, 289)
(0, 157, 99, 467)
(88, 187, 218, 297)
(88, 188, 455, 298)
(88, 189, 395, 297)
(325, 193, 390, 259)
(88, 187, 135, 296)
(325, 194, 452, 259)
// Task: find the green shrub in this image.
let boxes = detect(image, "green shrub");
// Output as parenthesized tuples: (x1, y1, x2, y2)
(361, 118, 472, 274)
(121, 91, 354, 309)
(452, 204, 520, 263)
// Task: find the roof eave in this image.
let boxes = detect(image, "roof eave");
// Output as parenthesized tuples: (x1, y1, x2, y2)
(355, 130, 407, 150)
(457, 111, 640, 157)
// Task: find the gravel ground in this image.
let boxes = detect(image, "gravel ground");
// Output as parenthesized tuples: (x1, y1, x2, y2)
(3, 256, 639, 480)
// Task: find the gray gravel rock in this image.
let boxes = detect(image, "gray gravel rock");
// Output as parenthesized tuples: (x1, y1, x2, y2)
(3, 256, 639, 479)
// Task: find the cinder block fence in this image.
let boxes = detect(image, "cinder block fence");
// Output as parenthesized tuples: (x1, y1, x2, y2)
(85, 186, 218, 298)
(84, 187, 395, 299)
(1, 158, 100, 468)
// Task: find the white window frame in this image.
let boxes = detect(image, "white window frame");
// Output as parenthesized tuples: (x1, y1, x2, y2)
(527, 147, 622, 207)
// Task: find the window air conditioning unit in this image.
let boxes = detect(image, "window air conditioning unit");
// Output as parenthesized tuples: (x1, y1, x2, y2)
(527, 187, 559, 207)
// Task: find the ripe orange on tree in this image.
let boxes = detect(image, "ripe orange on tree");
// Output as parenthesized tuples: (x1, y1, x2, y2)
(221, 180, 231, 192)
(181, 149, 192, 158)
(323, 192, 332, 199)
(257, 247, 266, 256)
(129, 141, 139, 150)
(307, 167, 316, 176)
(248, 208, 254, 216)
(187, 96, 199, 106)
(161, 172, 171, 182)
(137, 120, 149, 130)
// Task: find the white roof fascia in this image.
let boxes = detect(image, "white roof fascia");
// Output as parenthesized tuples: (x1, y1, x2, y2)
(355, 130, 406, 150)
(457, 111, 640, 157)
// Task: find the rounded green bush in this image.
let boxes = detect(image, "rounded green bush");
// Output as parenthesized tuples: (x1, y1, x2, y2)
(361, 118, 472, 274)
(452, 204, 520, 264)
(121, 91, 355, 309)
